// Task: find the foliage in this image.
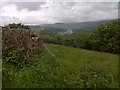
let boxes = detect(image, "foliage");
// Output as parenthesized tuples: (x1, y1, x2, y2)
(2, 20, 119, 88)
(3, 23, 30, 29)
(3, 48, 25, 68)
(3, 44, 118, 88)
(43, 31, 93, 50)
(2, 52, 60, 88)
(43, 20, 120, 54)
(91, 20, 120, 54)
(2, 24, 44, 67)
(31, 19, 113, 35)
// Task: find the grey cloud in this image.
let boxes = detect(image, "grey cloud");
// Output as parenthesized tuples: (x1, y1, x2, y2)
(6, 2, 46, 11)
(0, 2, 118, 25)
(92, 2, 118, 11)
(0, 16, 21, 25)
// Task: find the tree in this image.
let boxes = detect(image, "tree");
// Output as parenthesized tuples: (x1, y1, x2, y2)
(91, 20, 120, 54)
(3, 23, 30, 29)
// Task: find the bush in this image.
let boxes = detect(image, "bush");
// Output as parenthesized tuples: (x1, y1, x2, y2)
(91, 20, 120, 54)
(2, 52, 60, 88)
(3, 48, 26, 68)
(2, 24, 44, 67)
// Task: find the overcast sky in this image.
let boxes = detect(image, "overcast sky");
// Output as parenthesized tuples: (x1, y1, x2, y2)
(0, 0, 118, 25)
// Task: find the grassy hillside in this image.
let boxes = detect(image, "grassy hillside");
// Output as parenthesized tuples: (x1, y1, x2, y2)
(46, 44, 118, 88)
(3, 44, 119, 88)
(2, 53, 59, 88)
(2, 22, 119, 88)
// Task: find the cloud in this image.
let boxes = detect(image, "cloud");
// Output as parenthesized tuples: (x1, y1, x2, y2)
(9, 2, 46, 11)
(0, 1, 118, 25)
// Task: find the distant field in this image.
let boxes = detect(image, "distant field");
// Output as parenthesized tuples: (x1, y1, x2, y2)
(46, 44, 118, 88)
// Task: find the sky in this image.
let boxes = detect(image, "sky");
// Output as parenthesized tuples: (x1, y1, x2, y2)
(0, 0, 119, 25)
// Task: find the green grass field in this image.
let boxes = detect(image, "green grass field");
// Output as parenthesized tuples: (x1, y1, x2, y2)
(3, 44, 119, 88)
(46, 44, 118, 88)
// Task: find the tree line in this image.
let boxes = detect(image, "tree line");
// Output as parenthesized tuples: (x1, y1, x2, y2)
(43, 20, 120, 54)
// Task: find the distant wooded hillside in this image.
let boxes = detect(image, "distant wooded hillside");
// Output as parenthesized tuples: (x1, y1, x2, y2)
(30, 19, 117, 35)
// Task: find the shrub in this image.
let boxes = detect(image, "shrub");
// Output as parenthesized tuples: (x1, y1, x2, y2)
(91, 20, 120, 54)
(2, 24, 44, 67)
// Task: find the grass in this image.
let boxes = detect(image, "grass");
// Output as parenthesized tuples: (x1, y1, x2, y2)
(46, 44, 118, 88)
(2, 53, 59, 88)
(2, 44, 119, 88)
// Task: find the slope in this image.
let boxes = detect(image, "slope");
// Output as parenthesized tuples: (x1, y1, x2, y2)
(46, 44, 118, 88)
(30, 19, 117, 35)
